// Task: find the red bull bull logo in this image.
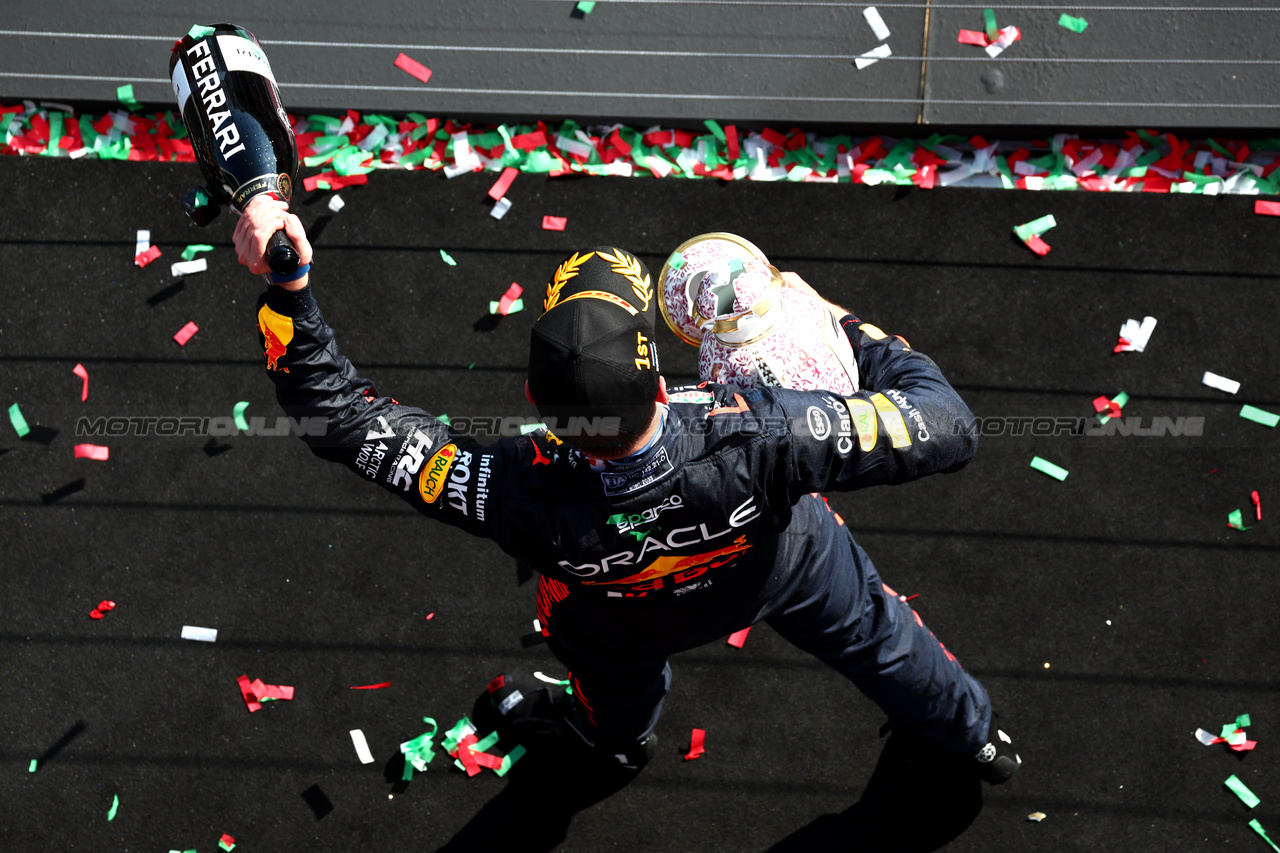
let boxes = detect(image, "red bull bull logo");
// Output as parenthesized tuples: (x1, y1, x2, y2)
(257, 304, 294, 372)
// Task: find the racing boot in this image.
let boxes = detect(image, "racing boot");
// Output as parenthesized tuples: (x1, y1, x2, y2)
(974, 726, 1021, 785)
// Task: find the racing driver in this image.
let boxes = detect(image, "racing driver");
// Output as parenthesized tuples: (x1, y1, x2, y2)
(233, 196, 1019, 789)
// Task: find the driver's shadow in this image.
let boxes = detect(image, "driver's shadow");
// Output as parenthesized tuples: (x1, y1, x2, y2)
(763, 727, 984, 852)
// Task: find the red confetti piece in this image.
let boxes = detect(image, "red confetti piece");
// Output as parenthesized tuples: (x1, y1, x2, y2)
(541, 215, 567, 231)
(1253, 490, 1262, 520)
(1252, 200, 1280, 216)
(684, 728, 706, 761)
(726, 628, 751, 648)
(1112, 336, 1131, 353)
(1092, 395, 1110, 413)
(134, 245, 162, 267)
(219, 834, 236, 851)
(455, 734, 483, 776)
(90, 609, 104, 619)
(173, 321, 199, 346)
(236, 674, 262, 713)
(1022, 234, 1051, 256)
(349, 682, 391, 690)
(394, 52, 432, 83)
(488, 166, 518, 201)
(497, 282, 523, 315)
(725, 124, 740, 161)
(74, 443, 109, 461)
(303, 171, 369, 192)
(425, 612, 435, 620)
(98, 600, 116, 611)
(957, 29, 989, 46)
(73, 363, 89, 401)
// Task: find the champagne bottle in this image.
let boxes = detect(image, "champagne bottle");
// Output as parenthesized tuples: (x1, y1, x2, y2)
(169, 23, 299, 274)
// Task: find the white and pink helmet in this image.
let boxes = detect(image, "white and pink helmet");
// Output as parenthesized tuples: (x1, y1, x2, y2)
(658, 233, 859, 395)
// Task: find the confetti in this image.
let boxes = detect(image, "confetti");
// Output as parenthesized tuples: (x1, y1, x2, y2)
(490, 197, 512, 219)
(180, 244, 214, 262)
(1253, 490, 1262, 521)
(237, 674, 296, 712)
(350, 729, 376, 764)
(684, 728, 706, 761)
(188, 24, 215, 38)
(327, 194, 345, 213)
(394, 53, 432, 84)
(1254, 200, 1280, 217)
(425, 612, 435, 620)
(1196, 714, 1256, 751)
(490, 283, 524, 316)
(863, 6, 890, 40)
(89, 600, 116, 620)
(233, 401, 250, 431)
(1240, 405, 1280, 427)
(9, 402, 30, 437)
(983, 7, 999, 41)
(727, 628, 752, 648)
(1030, 456, 1068, 481)
(1058, 14, 1089, 33)
(134, 245, 162, 267)
(73, 363, 89, 401)
(170, 258, 207, 277)
(1096, 391, 1128, 425)
(400, 717, 440, 779)
(1114, 316, 1156, 353)
(1226, 774, 1261, 809)
(1228, 509, 1253, 531)
(174, 322, 199, 346)
(349, 682, 391, 690)
(1202, 371, 1240, 394)
(74, 443, 109, 461)
(985, 25, 1021, 58)
(439, 249, 457, 265)
(106, 794, 119, 821)
(1028, 812, 1046, 822)
(219, 834, 236, 852)
(541, 215, 567, 231)
(181, 625, 217, 642)
(28, 759, 36, 773)
(576, 1, 596, 13)
(135, 229, 150, 257)
(488, 166, 519, 201)
(116, 84, 140, 110)
(855, 43, 892, 70)
(1251, 819, 1280, 853)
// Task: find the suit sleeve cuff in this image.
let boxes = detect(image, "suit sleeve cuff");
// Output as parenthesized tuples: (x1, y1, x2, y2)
(265, 283, 318, 317)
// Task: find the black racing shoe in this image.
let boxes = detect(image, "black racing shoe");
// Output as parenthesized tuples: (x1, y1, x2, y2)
(471, 670, 575, 744)
(974, 726, 1021, 784)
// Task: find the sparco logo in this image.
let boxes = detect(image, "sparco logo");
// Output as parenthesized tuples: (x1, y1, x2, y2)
(806, 406, 832, 441)
(185, 39, 247, 158)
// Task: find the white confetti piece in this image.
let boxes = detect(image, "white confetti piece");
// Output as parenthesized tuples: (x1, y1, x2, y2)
(328, 194, 345, 213)
(350, 729, 375, 764)
(1117, 316, 1157, 352)
(1202, 371, 1240, 394)
(855, 43, 892, 70)
(490, 197, 512, 219)
(170, 258, 207, 277)
(180, 625, 217, 642)
(863, 6, 891, 40)
(135, 229, 150, 257)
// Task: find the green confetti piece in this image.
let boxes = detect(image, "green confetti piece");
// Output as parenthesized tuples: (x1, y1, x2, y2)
(983, 8, 999, 41)
(181, 243, 214, 262)
(667, 251, 685, 271)
(116, 84, 141, 111)
(401, 760, 415, 782)
(188, 24, 215, 39)
(9, 402, 30, 437)
(1240, 405, 1280, 427)
(439, 249, 457, 266)
(437, 413, 451, 426)
(1251, 819, 1280, 853)
(28, 759, 36, 772)
(702, 119, 726, 143)
(233, 401, 250, 431)
(494, 744, 526, 777)
(107, 794, 119, 821)
(44, 111, 63, 157)
(219, 837, 236, 852)
(1013, 214, 1057, 242)
(472, 730, 500, 753)
(191, 187, 211, 209)
(1228, 509, 1253, 531)
(1221, 714, 1252, 738)
(519, 423, 546, 435)
(1096, 391, 1129, 425)
(576, 1, 596, 13)
(1058, 14, 1089, 33)
(1030, 456, 1068, 481)
(1227, 774, 1261, 809)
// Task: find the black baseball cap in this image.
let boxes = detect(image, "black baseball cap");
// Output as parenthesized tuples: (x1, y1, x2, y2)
(528, 247, 661, 450)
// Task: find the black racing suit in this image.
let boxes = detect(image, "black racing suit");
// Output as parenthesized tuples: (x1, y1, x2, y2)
(255, 283, 989, 753)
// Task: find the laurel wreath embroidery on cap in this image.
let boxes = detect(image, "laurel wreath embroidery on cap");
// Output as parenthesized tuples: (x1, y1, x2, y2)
(596, 248, 653, 313)
(544, 251, 595, 313)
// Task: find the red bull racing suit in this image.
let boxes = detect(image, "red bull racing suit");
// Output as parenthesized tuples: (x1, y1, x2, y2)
(255, 284, 990, 755)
